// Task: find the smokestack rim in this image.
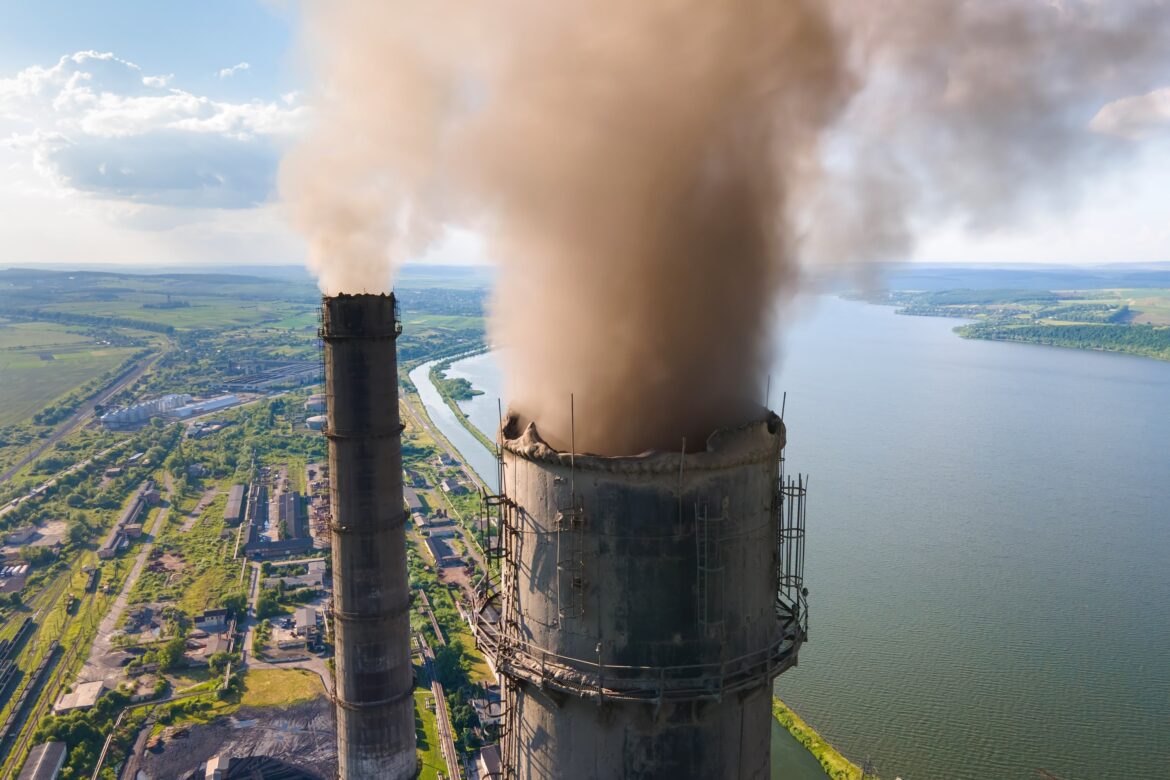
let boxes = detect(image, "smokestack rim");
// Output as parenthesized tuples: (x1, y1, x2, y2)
(320, 292, 402, 341)
(500, 411, 784, 473)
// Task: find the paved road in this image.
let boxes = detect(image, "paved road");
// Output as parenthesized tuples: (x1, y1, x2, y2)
(78, 474, 173, 686)
(0, 349, 162, 486)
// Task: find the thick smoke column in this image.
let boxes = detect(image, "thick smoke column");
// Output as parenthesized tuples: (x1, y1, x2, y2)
(281, 0, 1170, 455)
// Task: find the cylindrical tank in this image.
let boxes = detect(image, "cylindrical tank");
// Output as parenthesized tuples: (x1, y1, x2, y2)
(490, 413, 802, 779)
(322, 293, 416, 780)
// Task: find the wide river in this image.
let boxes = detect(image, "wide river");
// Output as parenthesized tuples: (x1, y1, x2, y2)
(419, 296, 1170, 780)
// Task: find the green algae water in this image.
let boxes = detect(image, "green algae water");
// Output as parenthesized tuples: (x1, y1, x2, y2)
(426, 297, 1170, 780)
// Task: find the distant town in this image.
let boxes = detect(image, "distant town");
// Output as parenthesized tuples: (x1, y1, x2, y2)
(0, 267, 502, 780)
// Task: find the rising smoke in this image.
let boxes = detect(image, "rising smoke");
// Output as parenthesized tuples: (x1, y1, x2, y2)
(281, 0, 1170, 455)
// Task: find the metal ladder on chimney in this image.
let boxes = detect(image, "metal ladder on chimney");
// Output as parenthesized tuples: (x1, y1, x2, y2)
(695, 501, 724, 638)
(556, 501, 586, 620)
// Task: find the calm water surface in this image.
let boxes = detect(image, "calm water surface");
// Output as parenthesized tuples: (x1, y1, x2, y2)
(436, 297, 1170, 780)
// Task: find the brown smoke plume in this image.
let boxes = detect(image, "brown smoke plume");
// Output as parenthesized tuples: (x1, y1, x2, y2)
(281, 0, 1170, 455)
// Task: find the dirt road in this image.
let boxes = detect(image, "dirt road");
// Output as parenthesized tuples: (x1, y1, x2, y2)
(78, 474, 173, 686)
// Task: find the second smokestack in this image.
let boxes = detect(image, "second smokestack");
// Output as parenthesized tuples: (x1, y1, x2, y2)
(322, 293, 416, 779)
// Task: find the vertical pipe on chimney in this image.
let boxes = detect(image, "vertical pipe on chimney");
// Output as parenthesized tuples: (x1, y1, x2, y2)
(321, 293, 416, 779)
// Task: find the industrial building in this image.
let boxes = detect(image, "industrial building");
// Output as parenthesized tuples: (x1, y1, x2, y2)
(17, 741, 66, 780)
(473, 413, 808, 778)
(53, 680, 106, 714)
(295, 606, 320, 637)
(223, 484, 246, 526)
(321, 294, 416, 779)
(4, 527, 37, 545)
(402, 486, 423, 514)
(99, 394, 191, 429)
(244, 533, 313, 560)
(98, 481, 156, 559)
(223, 361, 322, 392)
(279, 492, 308, 540)
(168, 394, 240, 419)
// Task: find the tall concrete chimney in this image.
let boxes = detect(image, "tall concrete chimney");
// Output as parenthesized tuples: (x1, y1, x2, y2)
(476, 412, 808, 778)
(321, 293, 416, 779)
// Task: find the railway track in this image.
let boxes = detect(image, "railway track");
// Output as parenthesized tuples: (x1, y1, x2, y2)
(0, 618, 34, 663)
(0, 581, 100, 778)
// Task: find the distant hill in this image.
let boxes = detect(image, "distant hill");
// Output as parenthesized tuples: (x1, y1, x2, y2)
(1, 262, 495, 289)
(876, 264, 1170, 291)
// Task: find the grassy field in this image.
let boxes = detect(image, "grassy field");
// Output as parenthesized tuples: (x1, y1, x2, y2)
(239, 668, 325, 708)
(1067, 288, 1170, 325)
(414, 688, 447, 780)
(0, 342, 135, 426)
(128, 489, 241, 615)
(35, 299, 315, 330)
(0, 319, 92, 348)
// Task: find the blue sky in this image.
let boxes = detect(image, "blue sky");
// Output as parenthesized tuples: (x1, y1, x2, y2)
(0, 1, 1167, 269)
(0, 1, 298, 100)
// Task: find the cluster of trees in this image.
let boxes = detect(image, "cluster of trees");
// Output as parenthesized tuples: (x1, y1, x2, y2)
(430, 362, 484, 401)
(1033, 303, 1132, 324)
(127, 608, 191, 673)
(253, 619, 273, 655)
(0, 307, 174, 335)
(31, 688, 138, 780)
(900, 288, 1060, 306)
(1, 424, 172, 545)
(958, 322, 1170, 361)
(255, 588, 285, 621)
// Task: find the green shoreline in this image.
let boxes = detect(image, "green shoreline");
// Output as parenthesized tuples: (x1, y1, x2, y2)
(427, 350, 497, 455)
(413, 353, 867, 779)
(773, 698, 864, 779)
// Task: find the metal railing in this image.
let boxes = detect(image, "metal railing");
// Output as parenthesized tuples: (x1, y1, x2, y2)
(472, 614, 802, 704)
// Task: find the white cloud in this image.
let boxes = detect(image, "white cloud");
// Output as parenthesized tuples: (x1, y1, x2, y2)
(1090, 87, 1170, 140)
(0, 51, 306, 209)
(217, 61, 251, 79)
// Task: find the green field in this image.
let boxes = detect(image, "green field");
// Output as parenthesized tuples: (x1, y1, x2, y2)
(239, 668, 325, 708)
(1067, 288, 1170, 325)
(36, 299, 315, 330)
(414, 688, 447, 780)
(0, 319, 92, 349)
(0, 340, 136, 426)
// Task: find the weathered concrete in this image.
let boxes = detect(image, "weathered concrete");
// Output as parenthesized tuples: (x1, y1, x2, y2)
(491, 414, 801, 779)
(322, 294, 416, 780)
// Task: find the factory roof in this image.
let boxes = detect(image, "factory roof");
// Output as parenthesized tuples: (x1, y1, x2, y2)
(424, 536, 457, 565)
(53, 680, 106, 714)
(295, 606, 318, 630)
(477, 745, 502, 779)
(5, 526, 36, 545)
(224, 484, 246, 525)
(16, 741, 66, 780)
